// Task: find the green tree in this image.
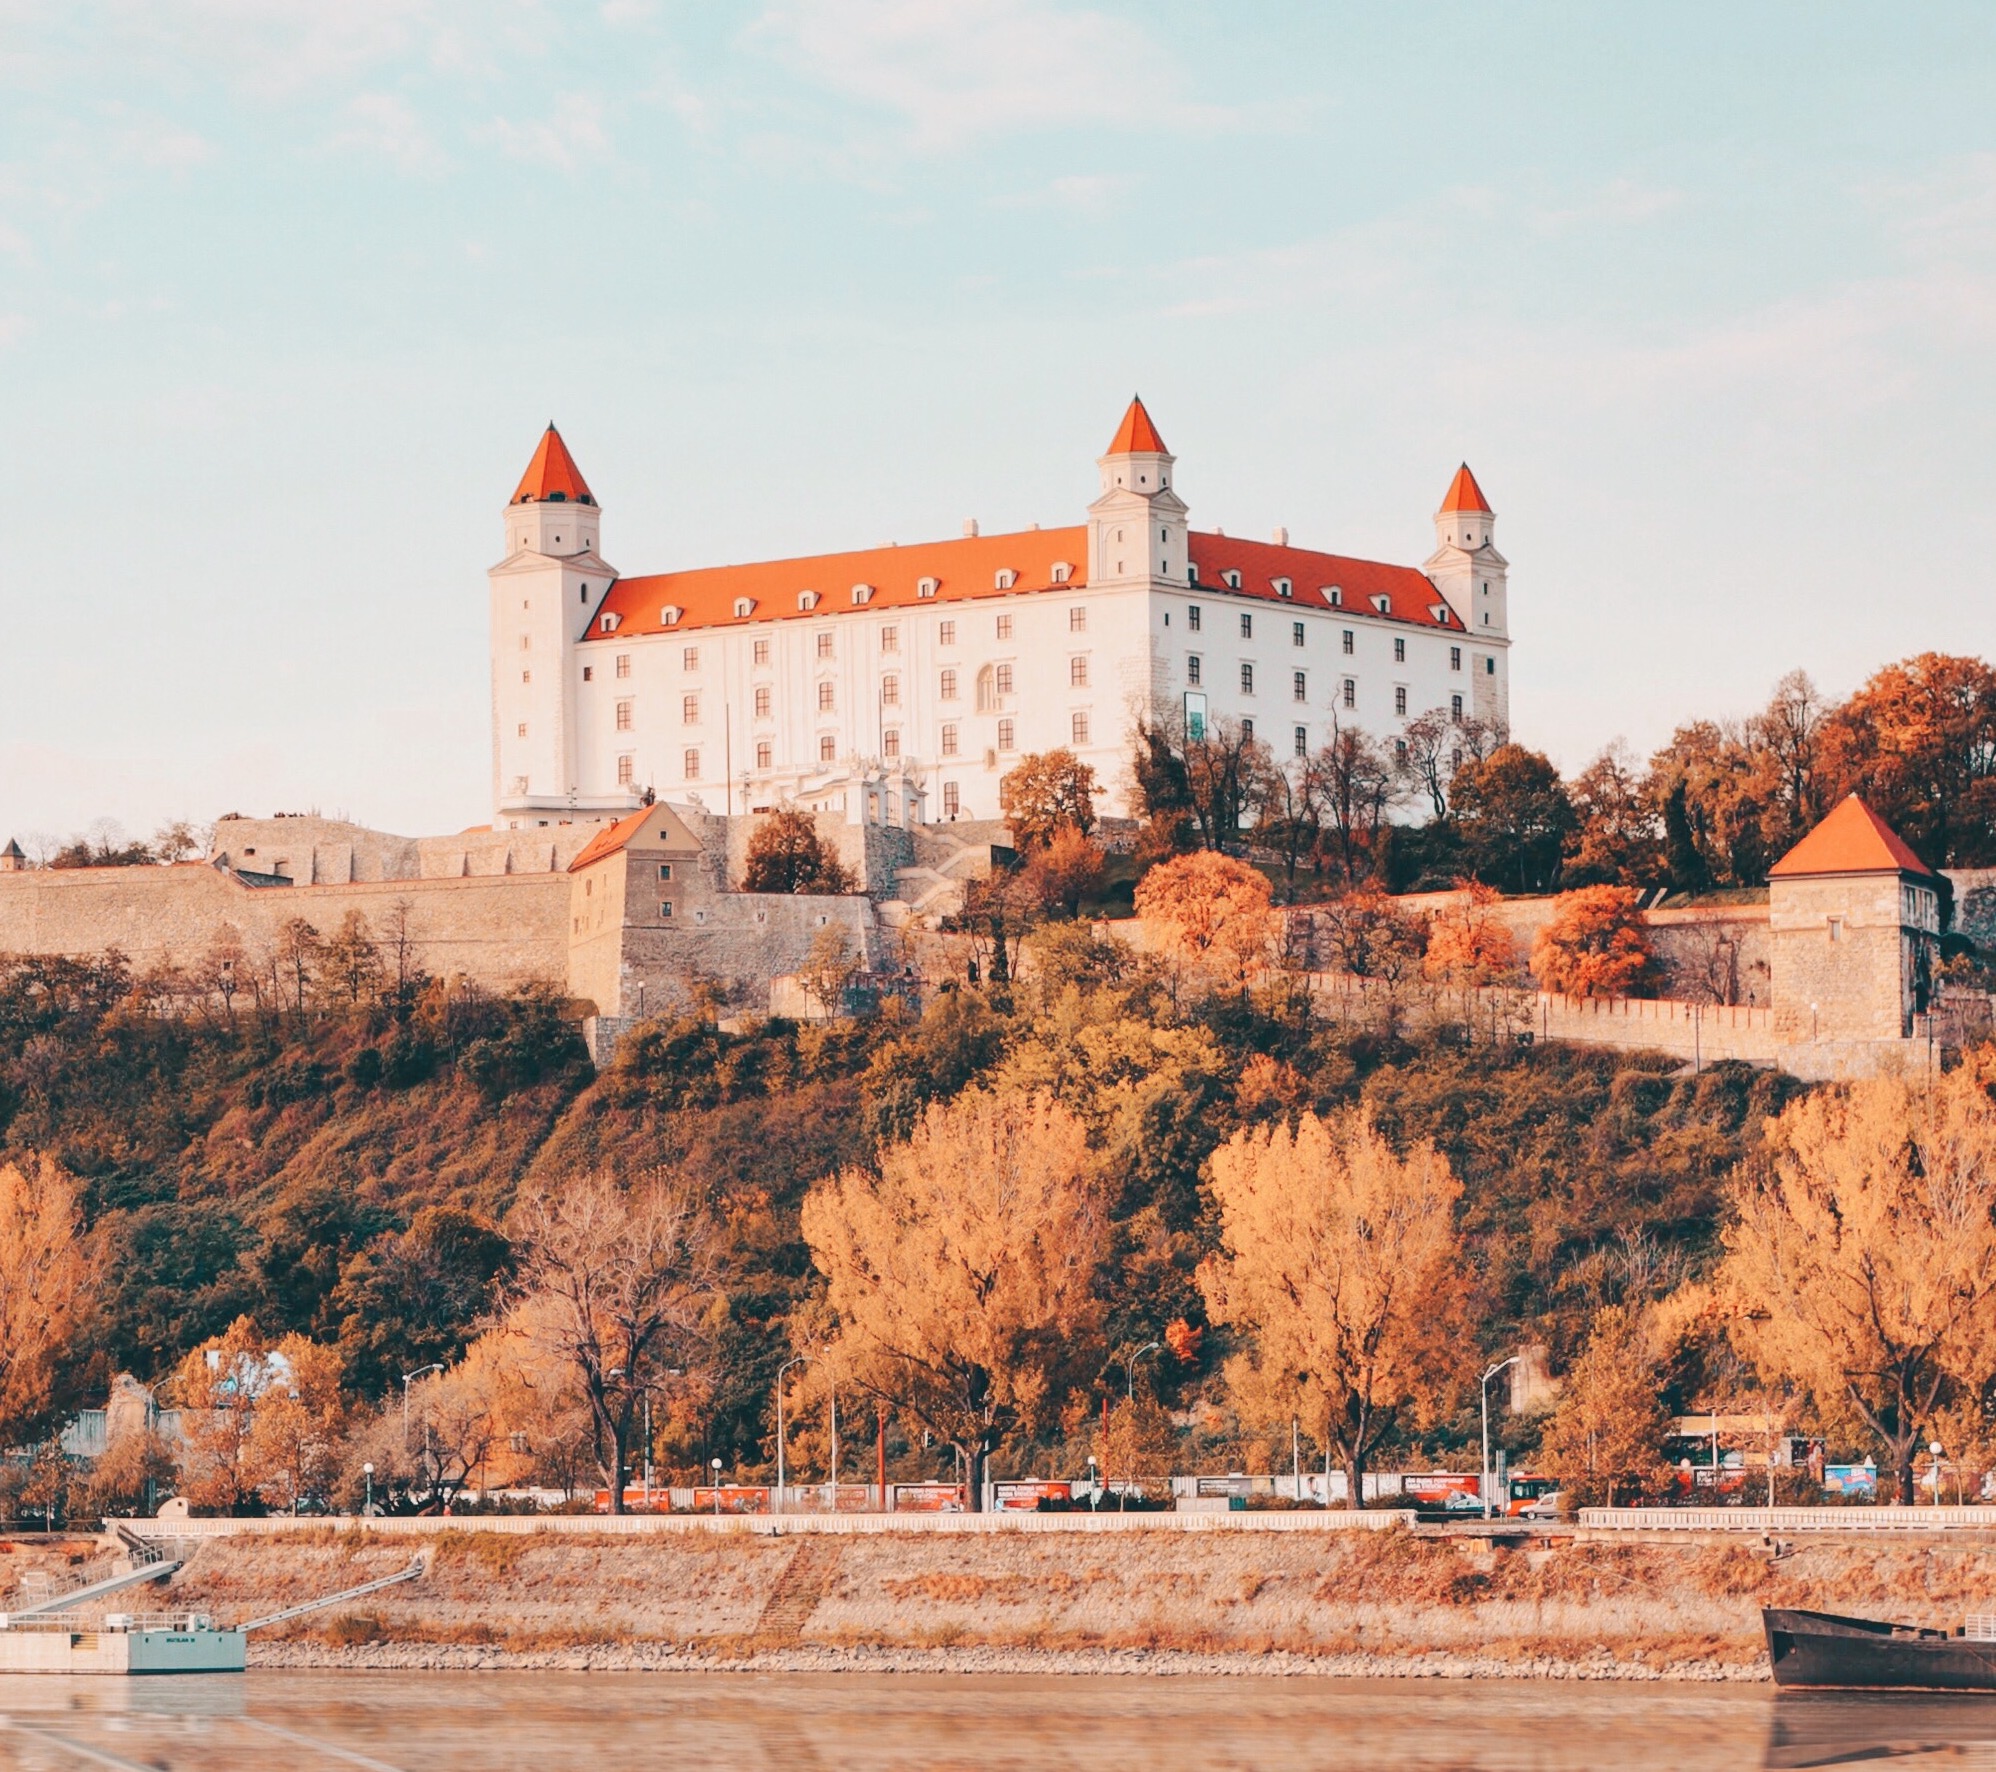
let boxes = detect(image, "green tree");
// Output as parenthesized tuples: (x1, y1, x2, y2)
(740, 807, 857, 894)
(1450, 743, 1576, 893)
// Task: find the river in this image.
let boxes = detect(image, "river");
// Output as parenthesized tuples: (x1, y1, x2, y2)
(0, 1673, 1991, 1768)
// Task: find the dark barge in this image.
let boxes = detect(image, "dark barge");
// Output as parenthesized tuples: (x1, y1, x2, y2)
(1765, 1606, 1996, 1691)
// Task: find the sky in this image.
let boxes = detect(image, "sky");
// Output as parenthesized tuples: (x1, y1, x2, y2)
(1, 0, 1993, 846)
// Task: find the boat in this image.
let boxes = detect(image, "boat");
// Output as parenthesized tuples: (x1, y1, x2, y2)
(1764, 1606, 1996, 1691)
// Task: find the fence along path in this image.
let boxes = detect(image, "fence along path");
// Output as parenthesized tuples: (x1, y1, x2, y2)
(1581, 1506, 1996, 1531)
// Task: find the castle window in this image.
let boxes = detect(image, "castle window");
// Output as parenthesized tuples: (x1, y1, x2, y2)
(1394, 686, 1408, 716)
(817, 632, 834, 659)
(1224, 571, 1242, 590)
(941, 723, 959, 756)
(995, 569, 1016, 590)
(1071, 711, 1090, 746)
(1342, 630, 1354, 655)
(522, 670, 531, 684)
(520, 635, 531, 650)
(615, 654, 631, 679)
(975, 665, 998, 711)
(754, 741, 772, 770)
(754, 685, 772, 718)
(734, 597, 755, 619)
(1187, 655, 1202, 686)
(582, 666, 593, 681)
(1342, 679, 1356, 709)
(681, 694, 699, 725)
(660, 607, 681, 626)
(1052, 563, 1072, 585)
(819, 734, 837, 762)
(881, 674, 900, 707)
(1239, 612, 1253, 638)
(658, 864, 674, 881)
(754, 639, 771, 666)
(682, 748, 700, 779)
(1241, 718, 1254, 742)
(881, 626, 899, 653)
(1451, 695, 1463, 721)
(996, 614, 1014, 640)
(917, 576, 939, 598)
(616, 700, 634, 731)
(940, 668, 959, 700)
(1394, 638, 1406, 663)
(599, 613, 620, 633)
(798, 591, 819, 611)
(1828, 917, 1843, 942)
(939, 620, 956, 646)
(617, 755, 634, 786)
(1187, 604, 1202, 632)
(1486, 657, 1496, 674)
(1274, 578, 1292, 598)
(943, 782, 960, 817)
(997, 718, 1016, 751)
(1069, 657, 1088, 687)
(1240, 662, 1255, 695)
(1326, 586, 1343, 606)
(1372, 594, 1391, 614)
(682, 647, 699, 671)
(995, 663, 1014, 695)
(817, 682, 836, 712)
(1293, 671, 1307, 702)
(660, 901, 673, 918)
(1451, 646, 1462, 671)
(1294, 725, 1308, 758)
(1069, 606, 1086, 632)
(851, 583, 875, 605)
(1292, 621, 1305, 647)
(517, 722, 528, 738)
(883, 728, 901, 759)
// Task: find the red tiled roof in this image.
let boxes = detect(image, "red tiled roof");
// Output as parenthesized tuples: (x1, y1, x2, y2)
(581, 525, 1460, 642)
(566, 806, 655, 873)
(1106, 395, 1168, 456)
(513, 425, 594, 506)
(1768, 794, 1934, 879)
(1438, 463, 1491, 515)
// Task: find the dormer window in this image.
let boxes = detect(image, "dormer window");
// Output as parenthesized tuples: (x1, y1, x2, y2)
(733, 597, 755, 619)
(1430, 604, 1451, 623)
(1371, 593, 1391, 614)
(1050, 562, 1072, 584)
(1273, 577, 1292, 598)
(660, 606, 682, 626)
(1223, 569, 1242, 590)
(917, 576, 939, 598)
(994, 568, 1017, 590)
(599, 612, 621, 633)
(851, 583, 875, 605)
(798, 590, 820, 611)
(1325, 586, 1343, 606)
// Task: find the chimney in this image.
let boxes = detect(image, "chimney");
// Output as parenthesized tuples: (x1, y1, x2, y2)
(1272, 526, 1288, 546)
(962, 519, 979, 538)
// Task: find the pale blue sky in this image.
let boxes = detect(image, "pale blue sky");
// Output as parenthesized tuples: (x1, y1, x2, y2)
(2, 1, 1992, 844)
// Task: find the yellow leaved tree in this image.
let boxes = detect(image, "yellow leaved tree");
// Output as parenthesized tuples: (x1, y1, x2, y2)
(1133, 851, 1276, 989)
(1715, 1069, 1996, 1505)
(1198, 1108, 1466, 1507)
(0, 1155, 96, 1451)
(800, 1091, 1109, 1507)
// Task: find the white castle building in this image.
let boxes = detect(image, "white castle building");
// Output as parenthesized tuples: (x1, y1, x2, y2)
(489, 399, 1511, 831)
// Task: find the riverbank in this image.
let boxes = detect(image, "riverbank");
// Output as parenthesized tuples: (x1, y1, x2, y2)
(16, 1524, 1996, 1679)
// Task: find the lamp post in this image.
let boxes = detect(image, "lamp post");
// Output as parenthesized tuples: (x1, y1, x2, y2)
(1086, 1455, 1100, 1512)
(711, 1457, 724, 1515)
(824, 1346, 839, 1509)
(362, 1462, 374, 1517)
(402, 1364, 445, 1451)
(775, 1354, 811, 1516)
(1127, 1341, 1163, 1403)
(1481, 1357, 1518, 1521)
(1931, 1440, 1946, 1506)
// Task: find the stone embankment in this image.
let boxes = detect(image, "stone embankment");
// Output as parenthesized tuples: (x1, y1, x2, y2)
(12, 1523, 1996, 1681)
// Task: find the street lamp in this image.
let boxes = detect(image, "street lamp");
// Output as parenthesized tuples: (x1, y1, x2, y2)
(775, 1355, 812, 1516)
(362, 1462, 374, 1517)
(1481, 1357, 1519, 1521)
(1086, 1455, 1100, 1512)
(402, 1364, 445, 1450)
(710, 1457, 724, 1515)
(1127, 1341, 1163, 1403)
(1930, 1440, 1947, 1506)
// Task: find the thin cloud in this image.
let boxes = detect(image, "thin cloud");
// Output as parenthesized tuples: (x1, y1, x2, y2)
(327, 91, 450, 175)
(476, 93, 614, 170)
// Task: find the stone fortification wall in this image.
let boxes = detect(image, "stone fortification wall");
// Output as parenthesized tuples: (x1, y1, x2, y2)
(0, 861, 569, 991)
(211, 814, 604, 883)
(703, 807, 915, 899)
(618, 892, 880, 1020)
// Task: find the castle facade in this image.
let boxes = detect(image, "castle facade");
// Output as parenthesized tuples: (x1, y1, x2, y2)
(490, 400, 1511, 830)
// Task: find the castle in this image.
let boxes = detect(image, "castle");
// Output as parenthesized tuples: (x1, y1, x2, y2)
(491, 399, 1510, 829)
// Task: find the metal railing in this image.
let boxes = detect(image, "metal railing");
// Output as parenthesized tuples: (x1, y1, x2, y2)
(1581, 1505, 1996, 1532)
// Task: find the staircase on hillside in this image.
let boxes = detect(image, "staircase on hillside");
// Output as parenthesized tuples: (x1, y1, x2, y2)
(754, 1538, 844, 1644)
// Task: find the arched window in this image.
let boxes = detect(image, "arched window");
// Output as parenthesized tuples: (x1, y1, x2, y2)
(975, 663, 999, 712)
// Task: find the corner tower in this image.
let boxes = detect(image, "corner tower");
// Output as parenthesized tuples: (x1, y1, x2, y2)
(489, 425, 627, 830)
(1423, 463, 1511, 732)
(1087, 395, 1188, 589)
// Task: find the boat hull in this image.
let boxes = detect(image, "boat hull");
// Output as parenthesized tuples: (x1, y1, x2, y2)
(1765, 1608, 1996, 1692)
(0, 1626, 246, 1675)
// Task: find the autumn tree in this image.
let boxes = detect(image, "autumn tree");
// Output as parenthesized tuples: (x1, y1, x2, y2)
(797, 925, 863, 1019)
(800, 1091, 1109, 1507)
(170, 1317, 312, 1514)
(1316, 725, 1398, 884)
(0, 1155, 96, 1451)
(1531, 885, 1659, 999)
(1566, 743, 1660, 885)
(741, 807, 856, 895)
(1451, 743, 1575, 893)
(1020, 824, 1106, 919)
(1537, 1305, 1670, 1505)
(1318, 888, 1426, 981)
(1423, 883, 1519, 988)
(320, 909, 384, 1004)
(1199, 1108, 1466, 1508)
(1715, 1071, 1996, 1505)
(1254, 756, 1323, 895)
(1133, 850, 1276, 988)
(1399, 710, 1497, 822)
(504, 1170, 720, 1513)
(275, 917, 321, 1012)
(999, 749, 1099, 849)
(331, 1206, 512, 1399)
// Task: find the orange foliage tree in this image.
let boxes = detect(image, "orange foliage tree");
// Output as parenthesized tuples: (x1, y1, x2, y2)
(1133, 851, 1275, 987)
(1530, 885, 1658, 999)
(0, 1155, 95, 1450)
(999, 749, 1100, 849)
(1423, 882, 1519, 987)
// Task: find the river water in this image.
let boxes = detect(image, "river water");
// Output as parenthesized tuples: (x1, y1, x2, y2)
(0, 1673, 1993, 1769)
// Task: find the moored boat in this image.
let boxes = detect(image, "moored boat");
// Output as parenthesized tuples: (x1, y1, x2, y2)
(1765, 1606, 1996, 1691)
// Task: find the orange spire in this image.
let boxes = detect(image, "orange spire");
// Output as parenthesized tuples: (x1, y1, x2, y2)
(1438, 462, 1491, 514)
(1106, 394, 1169, 456)
(512, 424, 595, 506)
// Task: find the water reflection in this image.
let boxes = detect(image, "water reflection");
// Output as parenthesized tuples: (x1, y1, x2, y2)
(0, 1673, 1991, 1770)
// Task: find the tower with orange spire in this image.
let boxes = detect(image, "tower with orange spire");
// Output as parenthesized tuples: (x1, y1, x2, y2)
(1086, 395, 1189, 592)
(1422, 462, 1510, 731)
(489, 425, 629, 827)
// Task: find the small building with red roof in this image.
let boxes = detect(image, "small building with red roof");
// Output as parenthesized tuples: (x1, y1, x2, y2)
(488, 403, 1511, 831)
